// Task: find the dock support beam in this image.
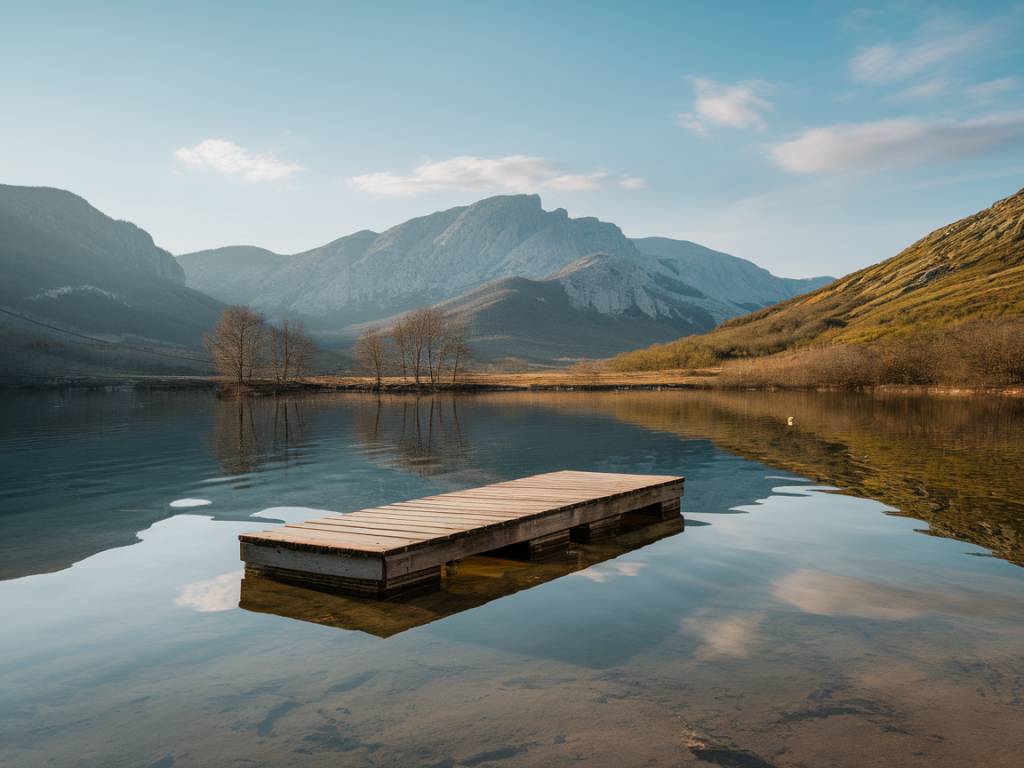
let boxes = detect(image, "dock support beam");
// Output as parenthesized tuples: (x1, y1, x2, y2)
(493, 529, 571, 560)
(571, 514, 622, 543)
(571, 498, 681, 542)
(647, 497, 681, 521)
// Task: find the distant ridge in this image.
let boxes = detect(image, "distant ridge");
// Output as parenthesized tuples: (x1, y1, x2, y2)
(0, 185, 223, 375)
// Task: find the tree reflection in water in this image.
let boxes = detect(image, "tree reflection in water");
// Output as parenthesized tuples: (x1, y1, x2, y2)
(207, 396, 310, 476)
(353, 395, 471, 477)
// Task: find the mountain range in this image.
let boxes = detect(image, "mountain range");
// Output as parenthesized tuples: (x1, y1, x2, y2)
(0, 184, 834, 372)
(178, 194, 831, 362)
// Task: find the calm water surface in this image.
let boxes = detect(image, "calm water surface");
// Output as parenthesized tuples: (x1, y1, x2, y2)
(1, 390, 1022, 768)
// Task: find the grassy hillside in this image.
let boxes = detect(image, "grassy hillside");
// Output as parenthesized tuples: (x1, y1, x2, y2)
(612, 187, 1024, 376)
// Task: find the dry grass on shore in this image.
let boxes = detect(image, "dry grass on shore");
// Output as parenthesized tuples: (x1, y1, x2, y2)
(305, 367, 719, 390)
(715, 319, 1024, 389)
(253, 319, 1024, 394)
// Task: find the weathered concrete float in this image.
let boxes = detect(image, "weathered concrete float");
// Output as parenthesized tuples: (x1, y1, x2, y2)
(239, 470, 684, 598)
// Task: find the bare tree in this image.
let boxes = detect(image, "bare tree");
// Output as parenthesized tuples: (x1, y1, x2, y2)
(392, 308, 434, 384)
(385, 308, 474, 387)
(354, 326, 390, 388)
(418, 308, 448, 385)
(443, 323, 473, 384)
(406, 309, 430, 384)
(391, 320, 411, 381)
(268, 319, 314, 385)
(205, 307, 266, 385)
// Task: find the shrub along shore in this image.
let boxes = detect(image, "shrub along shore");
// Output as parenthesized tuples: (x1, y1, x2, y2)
(608, 317, 1024, 390)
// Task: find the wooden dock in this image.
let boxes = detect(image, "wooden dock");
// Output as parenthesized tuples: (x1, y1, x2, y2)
(240, 515, 685, 636)
(239, 470, 684, 598)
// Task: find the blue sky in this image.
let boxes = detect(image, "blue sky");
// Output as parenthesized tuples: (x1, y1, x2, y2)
(2, 1, 1022, 277)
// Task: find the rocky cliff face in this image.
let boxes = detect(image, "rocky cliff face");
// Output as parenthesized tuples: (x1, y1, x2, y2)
(553, 253, 712, 322)
(179, 195, 641, 323)
(632, 237, 831, 310)
(427, 260, 719, 363)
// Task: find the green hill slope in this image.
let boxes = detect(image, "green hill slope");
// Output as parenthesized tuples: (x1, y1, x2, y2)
(611, 187, 1024, 376)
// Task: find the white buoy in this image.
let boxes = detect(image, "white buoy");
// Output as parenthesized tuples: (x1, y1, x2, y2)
(787, 416, 795, 426)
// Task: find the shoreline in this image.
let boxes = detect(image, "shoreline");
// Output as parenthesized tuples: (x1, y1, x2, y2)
(3, 371, 1021, 397)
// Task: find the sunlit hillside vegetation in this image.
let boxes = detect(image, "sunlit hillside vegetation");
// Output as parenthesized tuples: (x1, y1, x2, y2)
(610, 187, 1024, 386)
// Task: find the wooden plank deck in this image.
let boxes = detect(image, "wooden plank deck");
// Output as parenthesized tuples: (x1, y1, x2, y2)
(240, 470, 684, 598)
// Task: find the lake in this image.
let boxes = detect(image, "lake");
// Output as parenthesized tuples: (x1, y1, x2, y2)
(1, 390, 1022, 767)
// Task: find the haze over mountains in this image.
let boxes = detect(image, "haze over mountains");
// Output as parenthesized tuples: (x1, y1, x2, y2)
(178, 194, 831, 362)
(0, 184, 223, 376)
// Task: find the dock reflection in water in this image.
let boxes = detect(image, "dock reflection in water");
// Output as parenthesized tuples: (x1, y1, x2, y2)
(239, 514, 685, 637)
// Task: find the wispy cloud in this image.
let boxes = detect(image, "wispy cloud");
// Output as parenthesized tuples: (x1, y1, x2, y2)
(889, 76, 948, 101)
(545, 170, 608, 191)
(618, 175, 648, 190)
(967, 76, 1018, 99)
(677, 77, 772, 136)
(771, 112, 1024, 173)
(175, 138, 302, 182)
(850, 25, 990, 82)
(350, 155, 612, 196)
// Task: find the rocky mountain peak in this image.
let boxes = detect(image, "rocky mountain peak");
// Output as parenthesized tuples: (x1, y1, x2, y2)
(175, 193, 834, 352)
